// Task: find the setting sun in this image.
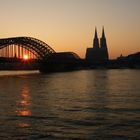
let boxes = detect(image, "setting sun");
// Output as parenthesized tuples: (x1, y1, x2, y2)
(23, 54, 29, 60)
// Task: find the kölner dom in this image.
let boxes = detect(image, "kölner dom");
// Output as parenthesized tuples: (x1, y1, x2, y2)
(86, 27, 109, 63)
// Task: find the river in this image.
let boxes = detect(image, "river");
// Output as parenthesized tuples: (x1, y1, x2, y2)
(0, 70, 140, 140)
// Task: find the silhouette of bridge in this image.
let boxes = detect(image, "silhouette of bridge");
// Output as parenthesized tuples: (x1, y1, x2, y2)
(0, 36, 82, 72)
(0, 37, 55, 59)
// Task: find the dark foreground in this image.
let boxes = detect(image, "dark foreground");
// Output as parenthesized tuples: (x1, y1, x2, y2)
(0, 70, 140, 140)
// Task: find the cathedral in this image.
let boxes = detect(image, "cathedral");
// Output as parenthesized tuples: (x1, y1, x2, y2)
(86, 27, 109, 63)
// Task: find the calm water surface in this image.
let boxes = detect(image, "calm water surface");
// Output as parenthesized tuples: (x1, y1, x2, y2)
(0, 70, 140, 140)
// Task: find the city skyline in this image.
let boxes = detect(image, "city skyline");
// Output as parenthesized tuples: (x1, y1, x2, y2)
(0, 0, 140, 59)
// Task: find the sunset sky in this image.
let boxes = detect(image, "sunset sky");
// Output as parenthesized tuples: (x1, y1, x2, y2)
(0, 0, 140, 59)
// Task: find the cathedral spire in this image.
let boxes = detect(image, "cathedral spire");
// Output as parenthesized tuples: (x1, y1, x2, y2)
(102, 26, 105, 38)
(95, 27, 98, 38)
(93, 27, 99, 49)
(100, 27, 109, 60)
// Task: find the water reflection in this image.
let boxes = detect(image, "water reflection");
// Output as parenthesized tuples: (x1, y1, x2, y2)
(0, 70, 139, 139)
(15, 84, 31, 127)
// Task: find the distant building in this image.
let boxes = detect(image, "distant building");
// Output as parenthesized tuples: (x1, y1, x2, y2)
(86, 27, 109, 63)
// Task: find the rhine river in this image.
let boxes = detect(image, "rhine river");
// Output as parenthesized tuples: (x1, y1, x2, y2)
(0, 70, 140, 140)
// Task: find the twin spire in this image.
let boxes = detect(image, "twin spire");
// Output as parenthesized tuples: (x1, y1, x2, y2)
(85, 26, 109, 62)
(93, 27, 106, 49)
(94, 27, 105, 38)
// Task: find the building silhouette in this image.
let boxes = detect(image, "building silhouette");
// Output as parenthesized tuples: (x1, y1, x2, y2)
(86, 27, 109, 63)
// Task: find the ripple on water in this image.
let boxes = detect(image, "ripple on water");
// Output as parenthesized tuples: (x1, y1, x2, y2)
(0, 70, 140, 139)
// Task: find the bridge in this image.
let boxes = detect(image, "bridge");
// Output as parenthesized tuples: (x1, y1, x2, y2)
(0, 37, 55, 59)
(0, 36, 82, 72)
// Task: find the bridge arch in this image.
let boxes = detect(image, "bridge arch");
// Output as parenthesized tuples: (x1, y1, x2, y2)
(0, 37, 55, 59)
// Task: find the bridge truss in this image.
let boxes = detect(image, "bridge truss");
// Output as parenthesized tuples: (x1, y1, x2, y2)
(0, 37, 55, 59)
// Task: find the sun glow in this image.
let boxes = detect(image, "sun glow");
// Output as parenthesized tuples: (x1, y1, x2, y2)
(23, 54, 29, 60)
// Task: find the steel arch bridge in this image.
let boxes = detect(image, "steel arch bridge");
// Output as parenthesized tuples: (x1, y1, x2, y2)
(0, 36, 55, 59)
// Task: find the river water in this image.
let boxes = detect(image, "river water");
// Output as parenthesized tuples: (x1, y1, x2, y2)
(0, 70, 140, 140)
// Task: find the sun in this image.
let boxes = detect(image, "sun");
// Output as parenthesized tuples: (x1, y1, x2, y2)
(23, 54, 29, 60)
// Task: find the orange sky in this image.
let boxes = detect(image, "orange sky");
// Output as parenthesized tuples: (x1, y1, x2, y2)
(0, 0, 140, 59)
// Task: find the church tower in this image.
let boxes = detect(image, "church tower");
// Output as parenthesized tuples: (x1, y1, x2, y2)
(85, 27, 109, 63)
(93, 27, 99, 49)
(86, 28, 100, 62)
(100, 27, 109, 61)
